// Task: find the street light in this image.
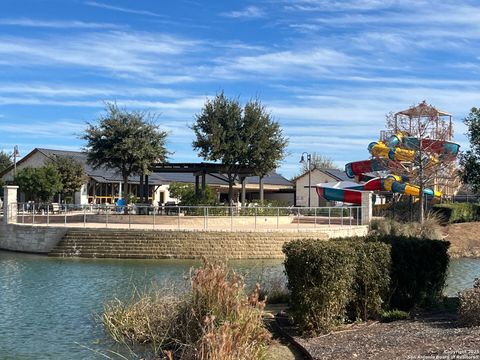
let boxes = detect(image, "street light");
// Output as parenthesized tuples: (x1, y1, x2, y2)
(13, 145, 19, 177)
(299, 152, 312, 208)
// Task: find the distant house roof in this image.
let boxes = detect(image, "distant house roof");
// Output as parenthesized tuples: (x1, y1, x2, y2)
(292, 167, 349, 182)
(321, 168, 350, 182)
(1, 148, 292, 188)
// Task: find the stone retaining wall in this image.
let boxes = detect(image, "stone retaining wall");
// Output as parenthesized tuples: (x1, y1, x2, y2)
(0, 223, 67, 253)
(0, 223, 368, 258)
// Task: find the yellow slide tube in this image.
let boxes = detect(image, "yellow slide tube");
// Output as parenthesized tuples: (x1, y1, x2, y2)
(369, 142, 415, 162)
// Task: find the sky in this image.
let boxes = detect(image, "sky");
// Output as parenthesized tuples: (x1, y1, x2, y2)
(1, 0, 479, 178)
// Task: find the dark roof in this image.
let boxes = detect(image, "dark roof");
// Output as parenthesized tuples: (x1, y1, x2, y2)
(322, 169, 350, 182)
(244, 172, 293, 186)
(7, 148, 292, 187)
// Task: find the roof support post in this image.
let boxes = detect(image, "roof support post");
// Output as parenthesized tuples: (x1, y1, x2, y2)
(241, 176, 246, 207)
(144, 175, 149, 203)
(195, 175, 200, 195)
(201, 171, 206, 195)
(139, 173, 144, 203)
(259, 175, 264, 202)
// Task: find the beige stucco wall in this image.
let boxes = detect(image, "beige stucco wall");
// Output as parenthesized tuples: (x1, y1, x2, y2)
(2, 151, 48, 183)
(295, 169, 339, 207)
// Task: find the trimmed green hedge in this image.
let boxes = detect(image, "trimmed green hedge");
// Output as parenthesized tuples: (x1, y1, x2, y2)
(433, 203, 480, 224)
(382, 236, 450, 310)
(283, 235, 450, 334)
(283, 239, 390, 334)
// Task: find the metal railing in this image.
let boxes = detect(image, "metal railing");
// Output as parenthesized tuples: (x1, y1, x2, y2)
(442, 194, 480, 203)
(9, 203, 365, 231)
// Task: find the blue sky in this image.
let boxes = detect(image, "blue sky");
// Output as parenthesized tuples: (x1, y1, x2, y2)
(1, 0, 479, 178)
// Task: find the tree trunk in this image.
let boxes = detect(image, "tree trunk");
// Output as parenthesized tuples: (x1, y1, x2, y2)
(419, 184, 424, 223)
(139, 173, 144, 203)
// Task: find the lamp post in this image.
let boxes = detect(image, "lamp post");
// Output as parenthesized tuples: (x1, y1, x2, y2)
(13, 145, 19, 177)
(300, 152, 312, 207)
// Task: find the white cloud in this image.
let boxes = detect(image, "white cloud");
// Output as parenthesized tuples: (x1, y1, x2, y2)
(0, 83, 184, 98)
(84, 1, 164, 17)
(0, 31, 201, 81)
(213, 47, 354, 79)
(0, 18, 124, 29)
(0, 120, 84, 137)
(221, 6, 266, 19)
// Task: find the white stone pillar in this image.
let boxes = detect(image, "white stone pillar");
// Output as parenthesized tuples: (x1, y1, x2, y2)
(3, 185, 19, 224)
(361, 191, 372, 226)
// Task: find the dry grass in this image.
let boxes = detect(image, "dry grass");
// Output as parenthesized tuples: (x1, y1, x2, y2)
(369, 213, 444, 240)
(458, 278, 480, 327)
(101, 259, 271, 359)
(443, 222, 480, 258)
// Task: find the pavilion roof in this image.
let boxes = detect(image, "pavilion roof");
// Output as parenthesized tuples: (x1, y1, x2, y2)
(395, 101, 451, 117)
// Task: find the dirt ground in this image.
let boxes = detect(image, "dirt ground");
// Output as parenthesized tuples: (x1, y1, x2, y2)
(443, 222, 480, 258)
(293, 310, 480, 360)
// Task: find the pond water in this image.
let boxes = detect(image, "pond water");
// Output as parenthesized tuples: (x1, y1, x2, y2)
(0, 251, 478, 359)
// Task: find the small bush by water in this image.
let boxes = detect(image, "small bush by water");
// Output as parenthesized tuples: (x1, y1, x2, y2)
(283, 235, 450, 334)
(458, 278, 480, 327)
(102, 259, 271, 359)
(283, 239, 390, 334)
(384, 235, 450, 310)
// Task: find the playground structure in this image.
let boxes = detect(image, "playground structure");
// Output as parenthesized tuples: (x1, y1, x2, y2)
(316, 102, 461, 205)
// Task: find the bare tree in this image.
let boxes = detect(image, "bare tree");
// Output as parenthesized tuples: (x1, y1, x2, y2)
(382, 101, 459, 222)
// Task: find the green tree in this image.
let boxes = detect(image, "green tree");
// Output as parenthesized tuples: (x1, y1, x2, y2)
(192, 92, 287, 203)
(168, 182, 216, 205)
(0, 150, 12, 173)
(49, 156, 86, 203)
(14, 165, 63, 202)
(244, 99, 288, 201)
(460, 107, 480, 193)
(82, 103, 168, 201)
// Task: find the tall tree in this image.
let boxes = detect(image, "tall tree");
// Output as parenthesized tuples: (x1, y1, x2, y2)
(460, 107, 480, 193)
(49, 156, 87, 202)
(14, 165, 63, 202)
(192, 92, 244, 203)
(82, 103, 168, 202)
(244, 99, 288, 201)
(192, 92, 288, 203)
(0, 150, 12, 173)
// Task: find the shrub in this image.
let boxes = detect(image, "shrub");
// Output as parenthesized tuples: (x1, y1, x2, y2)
(102, 259, 271, 359)
(381, 309, 409, 323)
(433, 203, 480, 224)
(382, 236, 450, 310)
(369, 215, 443, 240)
(283, 239, 390, 334)
(458, 278, 480, 327)
(283, 235, 450, 334)
(283, 239, 356, 334)
(348, 241, 391, 321)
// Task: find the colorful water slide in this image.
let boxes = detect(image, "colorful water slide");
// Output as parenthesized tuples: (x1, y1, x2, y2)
(316, 175, 440, 205)
(387, 133, 460, 157)
(317, 132, 458, 204)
